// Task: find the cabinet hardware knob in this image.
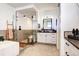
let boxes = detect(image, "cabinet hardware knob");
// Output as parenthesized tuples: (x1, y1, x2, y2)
(66, 42, 69, 46)
(65, 52, 69, 56)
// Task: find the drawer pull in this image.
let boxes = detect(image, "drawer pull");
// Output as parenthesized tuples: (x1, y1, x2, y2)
(66, 42, 69, 46)
(65, 52, 69, 56)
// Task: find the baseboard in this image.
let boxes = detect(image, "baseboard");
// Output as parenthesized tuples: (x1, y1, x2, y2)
(37, 42, 56, 46)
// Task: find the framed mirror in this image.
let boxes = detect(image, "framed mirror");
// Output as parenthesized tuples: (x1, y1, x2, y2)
(43, 18, 52, 29)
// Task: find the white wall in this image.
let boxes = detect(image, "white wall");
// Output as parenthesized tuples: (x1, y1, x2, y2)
(37, 7, 59, 30)
(61, 3, 79, 55)
(16, 5, 59, 31)
(0, 3, 15, 30)
(17, 17, 32, 30)
(16, 11, 38, 30)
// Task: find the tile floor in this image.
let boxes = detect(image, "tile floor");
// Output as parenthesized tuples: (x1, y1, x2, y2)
(19, 43, 59, 56)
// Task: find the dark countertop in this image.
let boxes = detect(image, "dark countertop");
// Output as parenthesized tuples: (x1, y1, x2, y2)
(37, 32, 56, 33)
(38, 29, 56, 33)
(65, 37, 79, 49)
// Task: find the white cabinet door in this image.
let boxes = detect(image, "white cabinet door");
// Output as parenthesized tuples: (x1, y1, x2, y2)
(46, 33, 52, 43)
(46, 33, 56, 44)
(68, 42, 79, 56)
(37, 33, 56, 44)
(64, 40, 71, 56)
(65, 40, 79, 56)
(37, 33, 46, 43)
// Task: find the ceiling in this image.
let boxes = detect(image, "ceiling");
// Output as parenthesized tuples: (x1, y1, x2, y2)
(8, 3, 59, 19)
(8, 3, 59, 9)
(17, 8, 36, 18)
(8, 3, 31, 8)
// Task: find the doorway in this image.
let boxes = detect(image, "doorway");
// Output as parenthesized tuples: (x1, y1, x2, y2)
(12, 3, 60, 56)
(16, 7, 38, 48)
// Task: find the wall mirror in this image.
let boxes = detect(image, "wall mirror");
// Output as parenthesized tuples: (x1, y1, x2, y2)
(43, 18, 52, 29)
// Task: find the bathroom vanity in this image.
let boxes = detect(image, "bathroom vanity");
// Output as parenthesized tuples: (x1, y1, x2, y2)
(37, 18, 57, 44)
(37, 32, 56, 44)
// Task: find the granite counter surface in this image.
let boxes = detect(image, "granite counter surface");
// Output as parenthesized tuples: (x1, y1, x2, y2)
(65, 37, 79, 49)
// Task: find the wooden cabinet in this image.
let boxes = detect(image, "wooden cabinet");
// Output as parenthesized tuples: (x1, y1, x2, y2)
(37, 33, 56, 44)
(64, 40, 79, 56)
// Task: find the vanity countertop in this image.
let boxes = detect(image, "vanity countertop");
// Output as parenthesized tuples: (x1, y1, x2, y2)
(65, 37, 79, 49)
(38, 29, 56, 33)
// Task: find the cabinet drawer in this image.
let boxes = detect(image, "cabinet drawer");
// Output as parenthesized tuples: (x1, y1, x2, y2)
(68, 43, 79, 56)
(65, 40, 71, 46)
(65, 40, 79, 56)
(47, 37, 56, 41)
